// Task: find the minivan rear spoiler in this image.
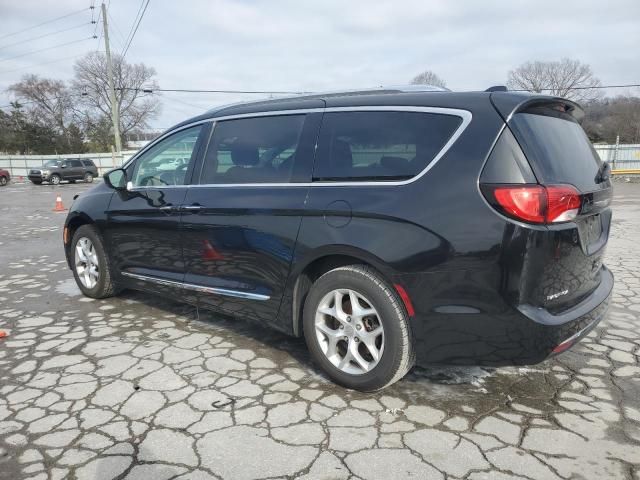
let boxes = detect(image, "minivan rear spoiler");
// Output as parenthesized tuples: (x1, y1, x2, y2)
(490, 93, 585, 122)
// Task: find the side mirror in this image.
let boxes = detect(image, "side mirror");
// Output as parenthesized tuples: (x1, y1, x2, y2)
(104, 168, 127, 190)
(61, 164, 67, 169)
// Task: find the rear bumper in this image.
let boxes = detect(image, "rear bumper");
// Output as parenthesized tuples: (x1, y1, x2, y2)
(517, 266, 613, 358)
(411, 267, 613, 367)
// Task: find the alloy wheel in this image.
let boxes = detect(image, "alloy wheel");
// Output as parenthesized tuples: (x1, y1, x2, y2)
(51, 175, 60, 185)
(75, 237, 100, 289)
(314, 288, 385, 375)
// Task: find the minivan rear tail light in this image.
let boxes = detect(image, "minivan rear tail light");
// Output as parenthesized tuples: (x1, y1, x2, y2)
(482, 184, 582, 224)
(545, 185, 582, 223)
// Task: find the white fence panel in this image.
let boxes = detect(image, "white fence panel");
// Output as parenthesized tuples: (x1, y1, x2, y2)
(0, 151, 137, 179)
(593, 144, 640, 170)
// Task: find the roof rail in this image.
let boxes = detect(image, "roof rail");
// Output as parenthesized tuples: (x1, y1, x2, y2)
(206, 85, 450, 112)
(381, 84, 450, 92)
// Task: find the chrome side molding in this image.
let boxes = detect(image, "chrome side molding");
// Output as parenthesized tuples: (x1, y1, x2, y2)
(121, 271, 270, 301)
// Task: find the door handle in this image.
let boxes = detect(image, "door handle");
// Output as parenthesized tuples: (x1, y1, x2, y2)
(180, 204, 203, 212)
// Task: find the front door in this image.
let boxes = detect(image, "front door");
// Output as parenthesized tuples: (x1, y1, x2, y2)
(181, 112, 321, 328)
(104, 124, 208, 296)
(65, 160, 81, 180)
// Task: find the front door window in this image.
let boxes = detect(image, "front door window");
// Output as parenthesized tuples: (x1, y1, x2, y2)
(130, 126, 202, 187)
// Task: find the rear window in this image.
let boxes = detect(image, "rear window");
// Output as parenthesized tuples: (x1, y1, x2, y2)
(509, 111, 602, 192)
(313, 111, 462, 181)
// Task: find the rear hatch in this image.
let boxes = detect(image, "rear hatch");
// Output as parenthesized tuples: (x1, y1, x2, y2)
(484, 95, 612, 313)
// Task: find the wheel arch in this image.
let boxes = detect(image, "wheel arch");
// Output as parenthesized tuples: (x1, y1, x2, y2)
(64, 212, 96, 267)
(289, 246, 393, 337)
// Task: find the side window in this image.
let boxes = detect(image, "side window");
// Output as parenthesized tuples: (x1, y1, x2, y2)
(313, 111, 462, 181)
(81, 160, 95, 167)
(69, 160, 83, 168)
(131, 126, 202, 187)
(200, 115, 305, 184)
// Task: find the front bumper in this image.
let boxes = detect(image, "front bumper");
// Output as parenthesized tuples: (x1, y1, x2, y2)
(410, 267, 613, 367)
(28, 174, 50, 182)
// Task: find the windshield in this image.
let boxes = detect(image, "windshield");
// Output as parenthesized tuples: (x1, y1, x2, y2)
(44, 160, 61, 167)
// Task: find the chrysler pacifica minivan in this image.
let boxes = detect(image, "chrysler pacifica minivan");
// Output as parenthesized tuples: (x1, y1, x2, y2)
(63, 87, 613, 390)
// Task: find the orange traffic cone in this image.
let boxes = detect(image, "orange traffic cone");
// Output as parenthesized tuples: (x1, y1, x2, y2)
(53, 195, 67, 212)
(0, 330, 8, 339)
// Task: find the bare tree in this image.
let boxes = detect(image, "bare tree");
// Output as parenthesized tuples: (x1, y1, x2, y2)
(72, 51, 160, 145)
(8, 74, 79, 148)
(582, 95, 640, 143)
(507, 58, 602, 103)
(411, 70, 447, 88)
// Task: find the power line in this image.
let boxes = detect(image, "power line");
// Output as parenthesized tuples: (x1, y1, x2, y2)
(119, 83, 640, 96)
(0, 37, 96, 63)
(1, 53, 85, 74)
(121, 0, 150, 59)
(108, 12, 129, 52)
(0, 7, 90, 41)
(511, 84, 640, 92)
(157, 93, 208, 112)
(0, 22, 92, 51)
(118, 87, 313, 95)
(92, 5, 103, 37)
(0, 92, 86, 110)
(122, 0, 146, 53)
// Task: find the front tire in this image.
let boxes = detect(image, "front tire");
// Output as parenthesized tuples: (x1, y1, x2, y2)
(71, 225, 120, 299)
(50, 174, 61, 185)
(303, 265, 414, 391)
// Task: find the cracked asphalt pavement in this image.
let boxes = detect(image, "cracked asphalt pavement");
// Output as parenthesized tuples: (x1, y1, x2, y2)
(1, 181, 639, 480)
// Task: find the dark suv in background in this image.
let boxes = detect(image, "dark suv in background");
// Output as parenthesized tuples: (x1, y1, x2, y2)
(63, 87, 613, 391)
(29, 159, 98, 185)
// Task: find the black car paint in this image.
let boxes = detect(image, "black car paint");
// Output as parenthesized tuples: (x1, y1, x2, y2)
(64, 90, 613, 367)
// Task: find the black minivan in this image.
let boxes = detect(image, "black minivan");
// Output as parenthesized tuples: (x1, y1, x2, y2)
(63, 87, 613, 391)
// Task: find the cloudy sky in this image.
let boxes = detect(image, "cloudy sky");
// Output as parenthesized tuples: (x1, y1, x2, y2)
(1, 0, 639, 129)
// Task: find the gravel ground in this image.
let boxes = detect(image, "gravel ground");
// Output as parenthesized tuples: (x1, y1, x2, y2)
(0, 181, 639, 480)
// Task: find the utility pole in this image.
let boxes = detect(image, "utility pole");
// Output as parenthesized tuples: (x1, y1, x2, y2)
(101, 2, 122, 154)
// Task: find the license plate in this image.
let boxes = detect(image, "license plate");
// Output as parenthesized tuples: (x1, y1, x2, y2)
(585, 214, 602, 244)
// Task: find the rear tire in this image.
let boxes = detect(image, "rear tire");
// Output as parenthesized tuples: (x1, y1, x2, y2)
(0, 176, 7, 186)
(303, 264, 414, 391)
(84, 172, 94, 183)
(71, 225, 120, 299)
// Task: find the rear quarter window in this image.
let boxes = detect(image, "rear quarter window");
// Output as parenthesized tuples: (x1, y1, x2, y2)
(509, 111, 602, 192)
(313, 111, 462, 181)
